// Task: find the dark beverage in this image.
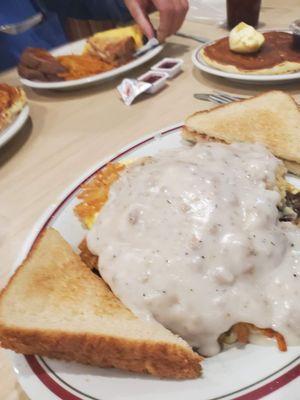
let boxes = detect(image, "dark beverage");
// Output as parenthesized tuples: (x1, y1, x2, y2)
(226, 0, 261, 29)
(293, 34, 300, 49)
(290, 20, 300, 50)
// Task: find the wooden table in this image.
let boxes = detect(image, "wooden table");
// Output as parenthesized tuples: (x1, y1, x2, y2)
(1, 1, 299, 398)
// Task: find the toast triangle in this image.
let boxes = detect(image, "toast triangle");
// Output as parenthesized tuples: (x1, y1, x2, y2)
(0, 228, 201, 379)
(184, 91, 300, 166)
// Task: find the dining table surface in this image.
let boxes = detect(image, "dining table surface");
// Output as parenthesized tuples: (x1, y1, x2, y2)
(0, 0, 300, 398)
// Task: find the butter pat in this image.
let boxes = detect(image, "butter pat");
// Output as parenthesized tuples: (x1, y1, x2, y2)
(229, 22, 265, 54)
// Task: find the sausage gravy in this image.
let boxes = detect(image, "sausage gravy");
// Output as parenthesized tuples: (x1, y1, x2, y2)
(87, 142, 300, 356)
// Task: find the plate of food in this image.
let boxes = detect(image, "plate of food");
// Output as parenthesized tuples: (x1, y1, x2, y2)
(18, 25, 164, 91)
(0, 84, 29, 148)
(1, 90, 300, 400)
(192, 24, 300, 84)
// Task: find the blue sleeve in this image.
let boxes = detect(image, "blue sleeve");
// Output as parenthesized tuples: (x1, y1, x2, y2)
(0, 0, 133, 71)
(0, 0, 67, 71)
(42, 0, 132, 22)
(0, 0, 41, 24)
(99, 0, 132, 22)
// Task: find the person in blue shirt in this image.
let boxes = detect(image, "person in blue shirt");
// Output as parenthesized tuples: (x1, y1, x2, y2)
(0, 0, 188, 72)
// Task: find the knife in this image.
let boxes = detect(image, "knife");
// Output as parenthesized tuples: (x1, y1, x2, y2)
(134, 38, 160, 58)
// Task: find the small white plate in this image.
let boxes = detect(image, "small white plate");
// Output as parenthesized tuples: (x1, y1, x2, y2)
(0, 105, 29, 149)
(9, 124, 300, 400)
(19, 39, 164, 91)
(192, 36, 300, 85)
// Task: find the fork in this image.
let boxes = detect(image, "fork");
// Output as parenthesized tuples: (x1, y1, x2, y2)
(0, 12, 43, 35)
(194, 91, 300, 108)
(194, 92, 246, 105)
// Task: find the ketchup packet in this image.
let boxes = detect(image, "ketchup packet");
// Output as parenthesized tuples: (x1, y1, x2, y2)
(117, 79, 151, 106)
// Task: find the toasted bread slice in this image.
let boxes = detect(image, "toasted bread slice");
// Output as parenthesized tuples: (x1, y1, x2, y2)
(183, 127, 300, 177)
(86, 36, 136, 65)
(84, 25, 143, 53)
(84, 25, 143, 65)
(0, 228, 201, 379)
(0, 84, 26, 132)
(184, 91, 300, 171)
(283, 160, 300, 177)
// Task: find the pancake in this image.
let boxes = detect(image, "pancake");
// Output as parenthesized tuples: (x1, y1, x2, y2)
(201, 31, 300, 75)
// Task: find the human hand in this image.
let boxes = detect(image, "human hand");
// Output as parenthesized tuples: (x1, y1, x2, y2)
(124, 0, 189, 42)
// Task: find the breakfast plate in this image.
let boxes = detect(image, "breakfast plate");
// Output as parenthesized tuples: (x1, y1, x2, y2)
(19, 39, 164, 91)
(0, 105, 29, 149)
(10, 124, 300, 400)
(192, 33, 300, 85)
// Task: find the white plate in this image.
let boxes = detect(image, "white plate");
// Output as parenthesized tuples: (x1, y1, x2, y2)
(192, 37, 300, 85)
(19, 39, 164, 90)
(11, 125, 300, 400)
(0, 105, 29, 149)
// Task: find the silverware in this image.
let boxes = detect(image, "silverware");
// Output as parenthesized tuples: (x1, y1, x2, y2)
(194, 92, 300, 108)
(175, 32, 209, 44)
(134, 38, 160, 58)
(0, 12, 43, 35)
(194, 92, 246, 105)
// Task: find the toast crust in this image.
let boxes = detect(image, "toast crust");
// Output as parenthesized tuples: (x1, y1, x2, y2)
(184, 91, 300, 167)
(283, 160, 300, 177)
(0, 326, 201, 379)
(0, 228, 202, 379)
(182, 126, 300, 177)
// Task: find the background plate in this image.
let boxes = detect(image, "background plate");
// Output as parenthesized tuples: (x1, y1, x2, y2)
(0, 105, 29, 149)
(192, 35, 300, 85)
(20, 39, 163, 90)
(10, 125, 300, 400)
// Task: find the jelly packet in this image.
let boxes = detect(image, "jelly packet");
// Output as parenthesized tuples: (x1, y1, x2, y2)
(117, 79, 151, 106)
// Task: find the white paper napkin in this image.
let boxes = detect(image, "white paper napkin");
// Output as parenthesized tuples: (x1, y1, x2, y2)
(187, 0, 226, 23)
